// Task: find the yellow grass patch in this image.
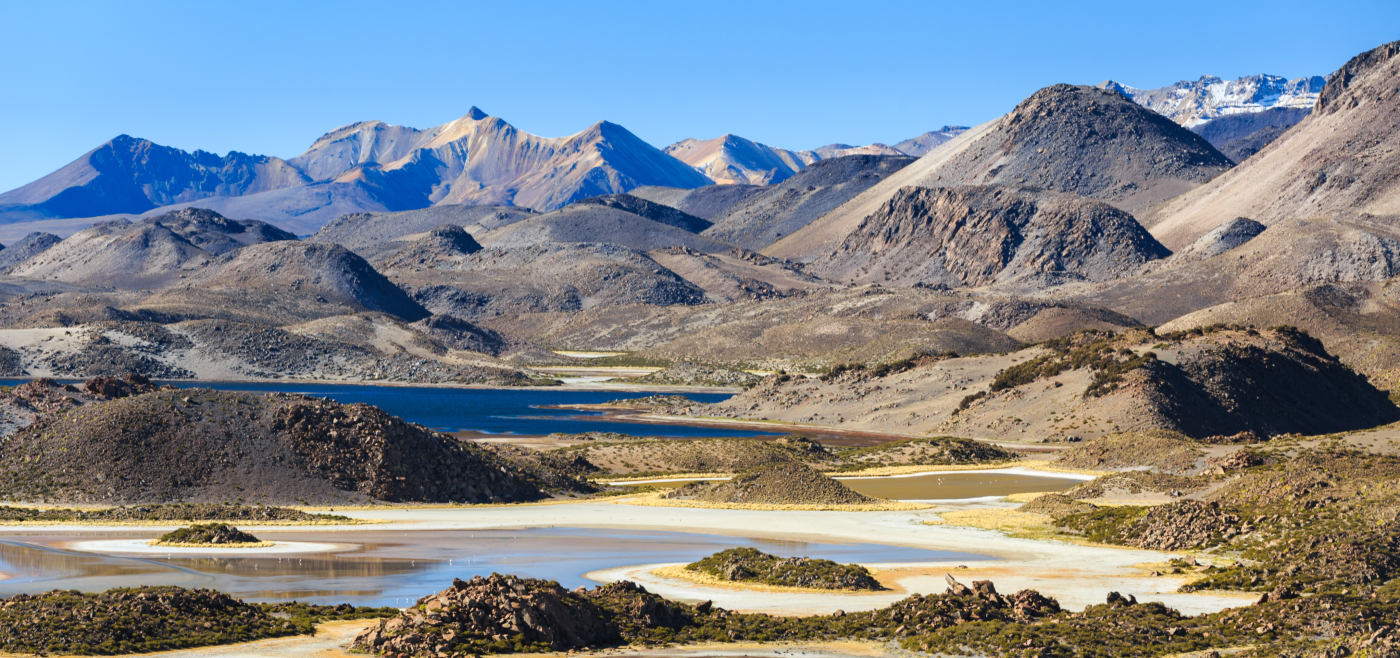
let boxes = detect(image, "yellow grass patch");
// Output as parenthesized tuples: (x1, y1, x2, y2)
(649, 565, 898, 595)
(614, 490, 930, 512)
(1002, 491, 1066, 503)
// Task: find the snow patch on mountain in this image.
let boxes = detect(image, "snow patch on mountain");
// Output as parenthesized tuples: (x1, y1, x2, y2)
(1099, 74, 1324, 127)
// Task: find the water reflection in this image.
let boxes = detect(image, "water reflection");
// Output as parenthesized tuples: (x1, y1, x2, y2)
(0, 528, 987, 606)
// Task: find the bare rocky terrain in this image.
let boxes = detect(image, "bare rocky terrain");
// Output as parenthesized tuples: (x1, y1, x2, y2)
(1147, 40, 1400, 249)
(921, 85, 1233, 214)
(809, 186, 1170, 290)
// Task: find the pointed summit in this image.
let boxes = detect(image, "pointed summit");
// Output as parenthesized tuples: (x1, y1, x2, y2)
(464, 107, 488, 120)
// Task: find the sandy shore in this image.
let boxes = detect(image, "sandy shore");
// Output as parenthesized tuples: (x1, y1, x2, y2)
(65, 539, 352, 555)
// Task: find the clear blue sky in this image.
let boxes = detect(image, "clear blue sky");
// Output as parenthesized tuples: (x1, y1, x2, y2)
(1, 0, 1396, 192)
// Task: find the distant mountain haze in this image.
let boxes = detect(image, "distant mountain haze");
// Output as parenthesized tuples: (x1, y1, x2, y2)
(0, 107, 959, 235)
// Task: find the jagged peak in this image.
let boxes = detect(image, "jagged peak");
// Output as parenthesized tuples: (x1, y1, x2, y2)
(463, 106, 488, 121)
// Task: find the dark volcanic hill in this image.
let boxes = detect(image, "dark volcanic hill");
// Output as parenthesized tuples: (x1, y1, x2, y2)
(628, 185, 766, 220)
(139, 208, 297, 255)
(387, 242, 707, 320)
(1190, 107, 1311, 162)
(311, 205, 536, 260)
(0, 388, 544, 504)
(376, 225, 483, 269)
(701, 155, 916, 251)
(568, 194, 712, 232)
(1149, 40, 1400, 249)
(809, 186, 1170, 290)
(6, 209, 299, 289)
(927, 85, 1233, 212)
(0, 232, 61, 273)
(479, 201, 733, 253)
(765, 85, 1231, 262)
(186, 242, 429, 321)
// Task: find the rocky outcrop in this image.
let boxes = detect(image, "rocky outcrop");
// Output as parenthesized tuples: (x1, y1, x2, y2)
(375, 225, 483, 269)
(809, 186, 1170, 290)
(687, 547, 883, 590)
(1123, 501, 1244, 551)
(1172, 216, 1266, 260)
(153, 523, 262, 546)
(353, 575, 691, 655)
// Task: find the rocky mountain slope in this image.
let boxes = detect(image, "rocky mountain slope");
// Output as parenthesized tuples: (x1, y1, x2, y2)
(4, 209, 297, 290)
(0, 388, 545, 504)
(808, 186, 1170, 290)
(892, 126, 969, 156)
(1147, 40, 1400, 249)
(1054, 216, 1400, 325)
(385, 242, 707, 321)
(909, 84, 1233, 212)
(8, 220, 219, 289)
(0, 318, 530, 384)
(1100, 74, 1324, 127)
(309, 205, 535, 260)
(766, 84, 1231, 261)
(627, 185, 765, 220)
(479, 198, 731, 253)
(181, 241, 429, 321)
(1189, 107, 1311, 162)
(700, 155, 915, 251)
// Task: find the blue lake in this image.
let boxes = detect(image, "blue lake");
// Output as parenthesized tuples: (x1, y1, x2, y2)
(0, 380, 772, 438)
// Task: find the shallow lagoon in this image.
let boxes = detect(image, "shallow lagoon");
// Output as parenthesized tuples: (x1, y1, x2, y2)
(0, 527, 989, 607)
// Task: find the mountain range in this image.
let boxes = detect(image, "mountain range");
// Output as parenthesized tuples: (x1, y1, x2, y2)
(0, 111, 958, 236)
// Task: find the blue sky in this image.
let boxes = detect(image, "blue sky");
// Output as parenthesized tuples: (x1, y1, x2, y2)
(1, 0, 1396, 192)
